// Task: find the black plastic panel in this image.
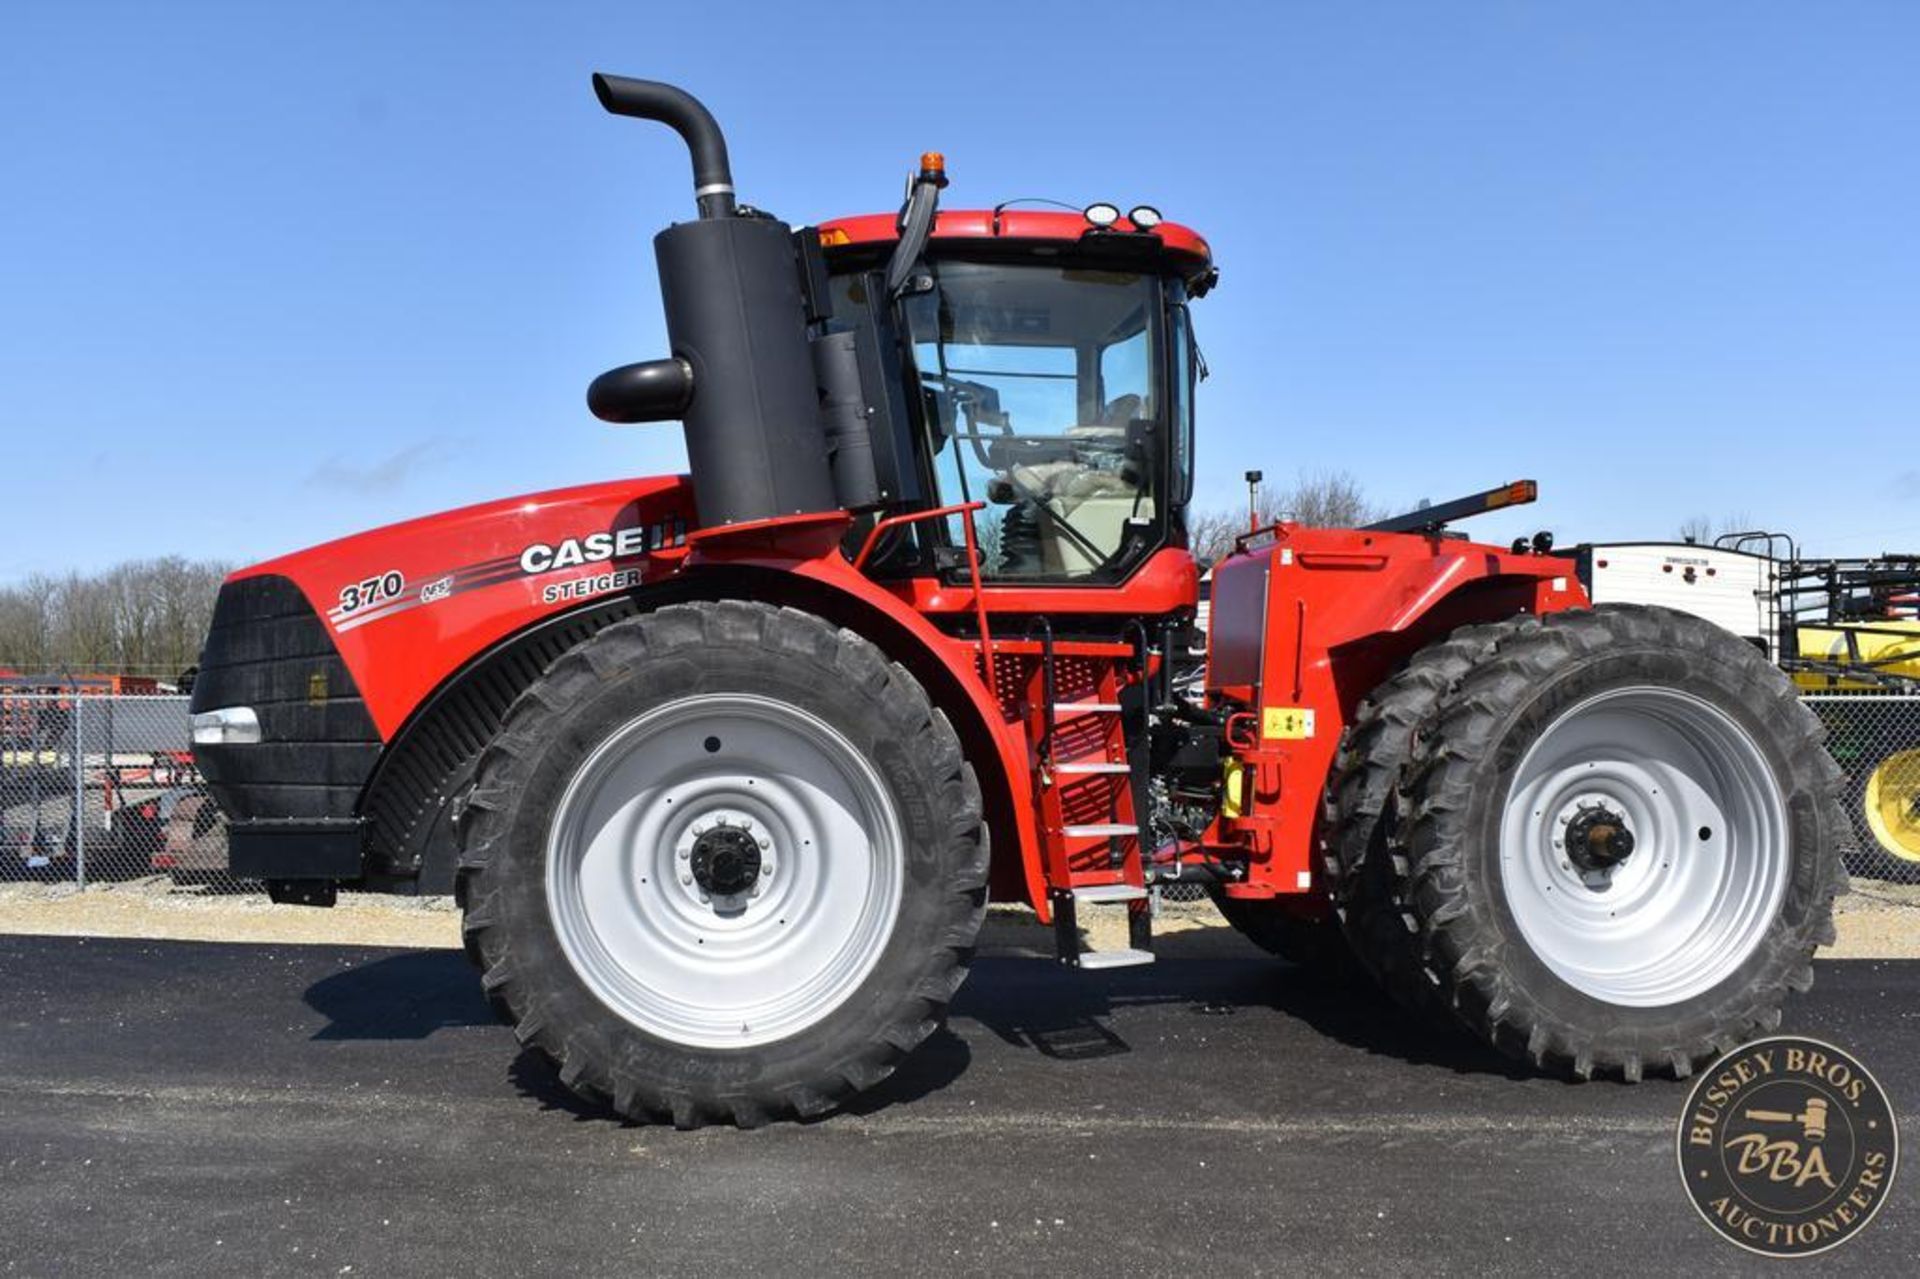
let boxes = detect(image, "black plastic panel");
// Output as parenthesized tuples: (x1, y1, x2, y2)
(189, 575, 381, 824)
(228, 820, 366, 880)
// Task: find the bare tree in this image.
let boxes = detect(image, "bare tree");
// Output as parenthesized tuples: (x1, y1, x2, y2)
(1189, 470, 1381, 564)
(147, 558, 228, 676)
(0, 558, 231, 680)
(51, 573, 119, 670)
(1185, 507, 1251, 568)
(0, 575, 56, 671)
(1276, 469, 1378, 528)
(1676, 512, 1756, 545)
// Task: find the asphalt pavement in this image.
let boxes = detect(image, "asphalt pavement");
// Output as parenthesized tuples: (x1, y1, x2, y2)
(1, 930, 1914, 1276)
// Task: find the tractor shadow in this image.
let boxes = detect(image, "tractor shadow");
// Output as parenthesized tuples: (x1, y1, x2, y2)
(301, 948, 976, 1125)
(303, 949, 498, 1040)
(956, 926, 1530, 1081)
(297, 926, 1540, 1125)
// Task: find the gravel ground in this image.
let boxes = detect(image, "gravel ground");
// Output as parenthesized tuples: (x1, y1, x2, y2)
(0, 880, 463, 949)
(1, 876, 1915, 956)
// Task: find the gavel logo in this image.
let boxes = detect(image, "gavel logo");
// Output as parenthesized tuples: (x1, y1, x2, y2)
(1743, 1095, 1830, 1143)
(1724, 1095, 1837, 1190)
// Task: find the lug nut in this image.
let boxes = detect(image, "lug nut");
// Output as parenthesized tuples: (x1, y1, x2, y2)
(680, 874, 692, 886)
(757, 837, 770, 850)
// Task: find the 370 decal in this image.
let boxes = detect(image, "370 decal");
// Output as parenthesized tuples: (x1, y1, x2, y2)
(337, 570, 405, 615)
(324, 515, 689, 633)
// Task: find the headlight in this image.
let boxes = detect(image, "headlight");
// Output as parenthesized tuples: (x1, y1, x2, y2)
(191, 707, 262, 745)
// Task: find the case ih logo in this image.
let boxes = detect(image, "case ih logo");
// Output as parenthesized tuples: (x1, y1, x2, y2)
(517, 527, 655, 575)
(1677, 1036, 1898, 1257)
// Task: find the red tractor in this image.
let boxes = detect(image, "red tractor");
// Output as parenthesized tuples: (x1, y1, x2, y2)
(189, 76, 1846, 1127)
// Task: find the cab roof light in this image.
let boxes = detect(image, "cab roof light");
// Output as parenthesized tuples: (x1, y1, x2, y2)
(1083, 202, 1121, 227)
(1127, 204, 1163, 229)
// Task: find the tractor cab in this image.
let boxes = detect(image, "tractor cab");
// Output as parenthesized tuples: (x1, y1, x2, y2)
(583, 114, 1213, 597)
(817, 204, 1215, 585)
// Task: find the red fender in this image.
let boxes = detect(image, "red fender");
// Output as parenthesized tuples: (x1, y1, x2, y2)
(1208, 523, 1590, 897)
(233, 475, 695, 739)
(684, 516, 1046, 915)
(228, 485, 1047, 912)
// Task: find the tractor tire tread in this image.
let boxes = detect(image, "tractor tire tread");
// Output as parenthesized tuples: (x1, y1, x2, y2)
(1396, 604, 1849, 1081)
(455, 601, 988, 1129)
(1322, 618, 1536, 1019)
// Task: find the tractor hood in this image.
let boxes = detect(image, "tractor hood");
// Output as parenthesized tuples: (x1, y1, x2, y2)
(216, 474, 695, 738)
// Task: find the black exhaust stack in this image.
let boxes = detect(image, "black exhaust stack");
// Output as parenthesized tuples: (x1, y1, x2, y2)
(586, 74, 841, 528)
(591, 74, 737, 219)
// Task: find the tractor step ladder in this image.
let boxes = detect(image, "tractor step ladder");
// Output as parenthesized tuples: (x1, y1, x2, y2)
(1022, 623, 1155, 971)
(1050, 883, 1155, 969)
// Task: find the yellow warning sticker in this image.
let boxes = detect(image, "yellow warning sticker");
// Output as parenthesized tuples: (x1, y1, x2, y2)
(1262, 706, 1315, 740)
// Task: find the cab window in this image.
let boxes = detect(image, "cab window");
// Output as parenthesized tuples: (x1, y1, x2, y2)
(902, 262, 1164, 580)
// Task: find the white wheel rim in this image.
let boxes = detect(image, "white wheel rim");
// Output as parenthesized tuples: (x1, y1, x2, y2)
(1499, 687, 1789, 1007)
(545, 694, 903, 1049)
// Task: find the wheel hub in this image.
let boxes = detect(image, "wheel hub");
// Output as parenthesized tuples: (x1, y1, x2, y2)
(544, 693, 905, 1049)
(689, 822, 764, 897)
(1501, 686, 1789, 1007)
(1563, 802, 1636, 873)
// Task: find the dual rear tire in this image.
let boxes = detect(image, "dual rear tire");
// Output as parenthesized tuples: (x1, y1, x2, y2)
(1318, 605, 1848, 1079)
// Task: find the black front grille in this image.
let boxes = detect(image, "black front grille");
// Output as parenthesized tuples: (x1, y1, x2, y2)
(190, 575, 381, 822)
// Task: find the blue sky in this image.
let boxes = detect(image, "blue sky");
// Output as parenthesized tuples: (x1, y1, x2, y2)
(3, 1, 1916, 579)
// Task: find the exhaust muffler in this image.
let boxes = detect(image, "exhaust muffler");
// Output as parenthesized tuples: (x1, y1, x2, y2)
(586, 75, 838, 528)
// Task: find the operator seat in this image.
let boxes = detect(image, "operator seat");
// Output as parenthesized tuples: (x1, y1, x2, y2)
(994, 395, 1148, 575)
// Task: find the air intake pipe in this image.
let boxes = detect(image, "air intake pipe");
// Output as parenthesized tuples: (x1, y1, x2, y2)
(587, 74, 837, 528)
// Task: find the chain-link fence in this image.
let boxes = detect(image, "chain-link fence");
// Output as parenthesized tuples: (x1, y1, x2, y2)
(5, 692, 1920, 900)
(1804, 694, 1920, 885)
(1, 693, 235, 891)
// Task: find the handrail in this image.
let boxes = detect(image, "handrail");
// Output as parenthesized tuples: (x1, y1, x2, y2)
(849, 501, 996, 689)
(1024, 616, 1057, 770)
(850, 501, 984, 570)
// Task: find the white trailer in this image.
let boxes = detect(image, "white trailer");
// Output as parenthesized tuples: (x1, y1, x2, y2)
(1573, 543, 1778, 654)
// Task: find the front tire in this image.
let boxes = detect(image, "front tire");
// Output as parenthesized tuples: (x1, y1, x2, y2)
(457, 601, 988, 1127)
(1396, 605, 1847, 1080)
